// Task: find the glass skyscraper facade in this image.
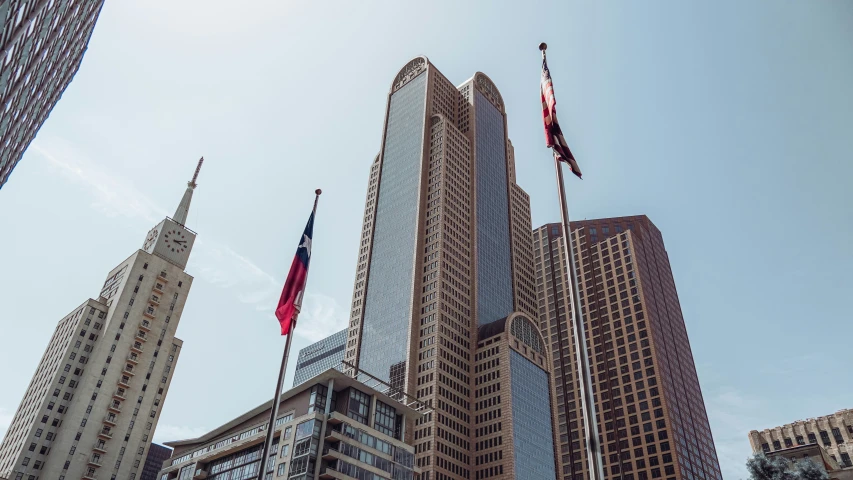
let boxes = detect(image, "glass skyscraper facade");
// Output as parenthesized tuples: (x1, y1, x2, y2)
(510, 350, 557, 480)
(344, 57, 559, 479)
(358, 71, 427, 389)
(292, 329, 347, 387)
(474, 91, 514, 326)
(0, 0, 107, 188)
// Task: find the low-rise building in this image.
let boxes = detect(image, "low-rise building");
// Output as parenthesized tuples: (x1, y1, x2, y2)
(157, 366, 427, 480)
(749, 409, 853, 480)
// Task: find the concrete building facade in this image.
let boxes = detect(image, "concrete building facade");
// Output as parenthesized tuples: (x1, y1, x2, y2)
(532, 217, 722, 480)
(293, 330, 347, 388)
(342, 56, 557, 479)
(157, 368, 426, 480)
(0, 165, 203, 480)
(0, 0, 107, 188)
(749, 409, 853, 470)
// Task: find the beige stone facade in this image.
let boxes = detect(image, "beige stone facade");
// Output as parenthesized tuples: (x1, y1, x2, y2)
(157, 369, 423, 480)
(533, 217, 722, 480)
(749, 409, 853, 473)
(342, 57, 556, 479)
(0, 175, 201, 480)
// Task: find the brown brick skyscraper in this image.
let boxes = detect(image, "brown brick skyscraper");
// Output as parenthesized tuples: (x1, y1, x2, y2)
(533, 216, 722, 480)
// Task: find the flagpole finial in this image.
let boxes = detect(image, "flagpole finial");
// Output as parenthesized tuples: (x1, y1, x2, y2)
(539, 42, 548, 51)
(315, 189, 322, 195)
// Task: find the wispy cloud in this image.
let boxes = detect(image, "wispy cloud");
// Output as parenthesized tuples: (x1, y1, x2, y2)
(32, 139, 346, 341)
(706, 387, 762, 480)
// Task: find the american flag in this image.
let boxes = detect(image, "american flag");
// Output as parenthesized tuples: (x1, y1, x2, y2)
(541, 57, 582, 178)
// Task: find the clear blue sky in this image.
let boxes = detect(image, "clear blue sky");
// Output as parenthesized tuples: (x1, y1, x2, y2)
(0, 1, 850, 478)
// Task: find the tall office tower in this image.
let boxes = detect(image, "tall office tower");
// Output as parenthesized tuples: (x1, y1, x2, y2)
(532, 216, 723, 480)
(0, 0, 107, 188)
(139, 443, 171, 480)
(0, 163, 202, 480)
(292, 329, 347, 387)
(344, 56, 557, 480)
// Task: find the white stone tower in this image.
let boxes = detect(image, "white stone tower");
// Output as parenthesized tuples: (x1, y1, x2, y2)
(0, 158, 204, 480)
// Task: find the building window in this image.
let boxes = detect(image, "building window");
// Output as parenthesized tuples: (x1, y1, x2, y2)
(796, 436, 804, 445)
(277, 462, 287, 476)
(773, 440, 781, 450)
(280, 444, 289, 457)
(761, 443, 770, 453)
(841, 453, 852, 467)
(373, 400, 398, 439)
(784, 438, 793, 448)
(308, 384, 327, 414)
(347, 389, 370, 424)
(820, 431, 831, 446)
(808, 433, 817, 444)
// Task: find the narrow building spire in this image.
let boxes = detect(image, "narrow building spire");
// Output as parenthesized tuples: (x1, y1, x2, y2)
(173, 157, 203, 226)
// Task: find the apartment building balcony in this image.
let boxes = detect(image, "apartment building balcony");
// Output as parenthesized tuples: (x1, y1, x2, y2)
(87, 456, 103, 467)
(103, 414, 117, 427)
(97, 429, 113, 440)
(123, 366, 136, 376)
(113, 389, 126, 401)
(93, 442, 108, 454)
(126, 353, 140, 364)
(130, 342, 144, 353)
(139, 319, 152, 332)
(108, 402, 122, 414)
(143, 308, 156, 320)
(82, 471, 98, 479)
(135, 330, 148, 342)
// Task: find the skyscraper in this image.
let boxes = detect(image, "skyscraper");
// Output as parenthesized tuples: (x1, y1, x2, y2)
(292, 329, 346, 387)
(139, 443, 171, 480)
(344, 56, 556, 480)
(0, 0, 107, 188)
(0, 161, 202, 480)
(532, 216, 723, 480)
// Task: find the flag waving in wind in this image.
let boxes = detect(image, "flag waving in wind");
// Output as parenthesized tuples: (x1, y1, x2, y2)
(275, 206, 316, 336)
(541, 56, 582, 179)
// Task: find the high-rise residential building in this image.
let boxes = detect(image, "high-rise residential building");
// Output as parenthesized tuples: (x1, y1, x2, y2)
(343, 56, 557, 480)
(156, 368, 424, 480)
(749, 409, 853, 470)
(292, 329, 347, 387)
(532, 216, 723, 480)
(0, 0, 107, 188)
(0, 163, 202, 480)
(139, 443, 171, 480)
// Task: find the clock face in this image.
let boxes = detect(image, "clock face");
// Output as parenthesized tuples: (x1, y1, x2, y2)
(163, 228, 188, 254)
(143, 229, 159, 251)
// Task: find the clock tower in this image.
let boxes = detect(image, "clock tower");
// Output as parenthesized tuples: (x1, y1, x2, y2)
(142, 158, 203, 269)
(0, 157, 206, 480)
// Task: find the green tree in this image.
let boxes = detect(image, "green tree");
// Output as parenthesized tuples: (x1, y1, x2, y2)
(794, 458, 829, 480)
(746, 453, 796, 480)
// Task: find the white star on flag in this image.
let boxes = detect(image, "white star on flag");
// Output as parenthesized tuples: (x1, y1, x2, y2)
(300, 234, 312, 258)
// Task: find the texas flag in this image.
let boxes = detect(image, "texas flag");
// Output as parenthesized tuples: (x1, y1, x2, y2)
(275, 210, 315, 336)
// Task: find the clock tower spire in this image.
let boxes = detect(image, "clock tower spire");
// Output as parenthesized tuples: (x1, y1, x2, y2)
(141, 157, 203, 270)
(173, 157, 203, 226)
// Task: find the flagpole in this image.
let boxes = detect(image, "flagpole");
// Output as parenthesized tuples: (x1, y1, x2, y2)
(541, 43, 605, 480)
(256, 189, 321, 480)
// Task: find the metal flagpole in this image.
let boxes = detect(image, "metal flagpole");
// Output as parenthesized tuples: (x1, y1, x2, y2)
(542, 43, 605, 480)
(256, 189, 321, 480)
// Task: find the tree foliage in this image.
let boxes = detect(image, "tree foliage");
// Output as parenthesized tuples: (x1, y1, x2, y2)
(745, 453, 829, 480)
(794, 458, 829, 480)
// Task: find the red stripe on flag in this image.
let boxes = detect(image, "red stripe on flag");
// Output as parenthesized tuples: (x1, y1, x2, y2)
(275, 255, 308, 336)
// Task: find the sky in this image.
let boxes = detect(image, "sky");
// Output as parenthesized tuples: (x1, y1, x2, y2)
(0, 1, 851, 478)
